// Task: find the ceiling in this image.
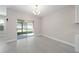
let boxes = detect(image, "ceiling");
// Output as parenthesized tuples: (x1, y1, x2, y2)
(7, 5, 67, 18)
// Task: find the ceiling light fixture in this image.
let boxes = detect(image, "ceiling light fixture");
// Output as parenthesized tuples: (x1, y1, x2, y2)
(33, 5, 40, 15)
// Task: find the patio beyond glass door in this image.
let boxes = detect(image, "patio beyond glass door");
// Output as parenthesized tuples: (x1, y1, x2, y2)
(17, 19, 34, 39)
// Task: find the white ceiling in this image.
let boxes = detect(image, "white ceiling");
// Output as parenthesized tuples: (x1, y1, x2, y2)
(7, 5, 67, 18)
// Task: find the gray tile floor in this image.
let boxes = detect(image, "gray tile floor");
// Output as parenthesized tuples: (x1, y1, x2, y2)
(0, 36, 75, 53)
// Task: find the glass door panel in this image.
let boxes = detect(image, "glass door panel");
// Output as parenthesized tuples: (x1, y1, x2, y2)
(17, 19, 34, 39)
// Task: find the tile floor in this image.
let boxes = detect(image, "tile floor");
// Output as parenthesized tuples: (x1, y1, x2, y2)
(0, 36, 75, 53)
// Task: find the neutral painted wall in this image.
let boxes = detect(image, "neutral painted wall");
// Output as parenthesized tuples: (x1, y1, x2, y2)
(0, 6, 7, 43)
(0, 6, 6, 16)
(6, 9, 41, 42)
(41, 6, 79, 45)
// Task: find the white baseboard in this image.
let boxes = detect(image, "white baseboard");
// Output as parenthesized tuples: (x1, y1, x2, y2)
(34, 34, 41, 36)
(4, 39, 16, 43)
(41, 34, 75, 47)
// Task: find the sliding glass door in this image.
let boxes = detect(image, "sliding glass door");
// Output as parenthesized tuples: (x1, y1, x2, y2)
(17, 19, 34, 39)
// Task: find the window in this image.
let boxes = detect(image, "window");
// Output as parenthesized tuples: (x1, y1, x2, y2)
(0, 16, 5, 31)
(17, 19, 33, 35)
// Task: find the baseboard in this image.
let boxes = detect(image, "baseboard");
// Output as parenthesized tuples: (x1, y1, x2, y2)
(34, 34, 41, 36)
(41, 34, 75, 47)
(4, 39, 16, 43)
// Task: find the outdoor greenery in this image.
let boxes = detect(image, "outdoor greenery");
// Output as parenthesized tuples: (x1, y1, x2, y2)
(0, 16, 5, 31)
(0, 26, 4, 31)
(17, 19, 33, 35)
(17, 31, 33, 35)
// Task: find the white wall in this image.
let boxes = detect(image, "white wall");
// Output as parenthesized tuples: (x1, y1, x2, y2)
(33, 16, 41, 36)
(0, 6, 6, 16)
(0, 6, 7, 43)
(6, 9, 41, 42)
(41, 6, 79, 45)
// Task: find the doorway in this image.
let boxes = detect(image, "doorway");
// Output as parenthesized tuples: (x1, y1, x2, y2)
(17, 19, 34, 39)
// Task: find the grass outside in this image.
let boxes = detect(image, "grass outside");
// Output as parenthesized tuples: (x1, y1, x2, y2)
(17, 29, 33, 35)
